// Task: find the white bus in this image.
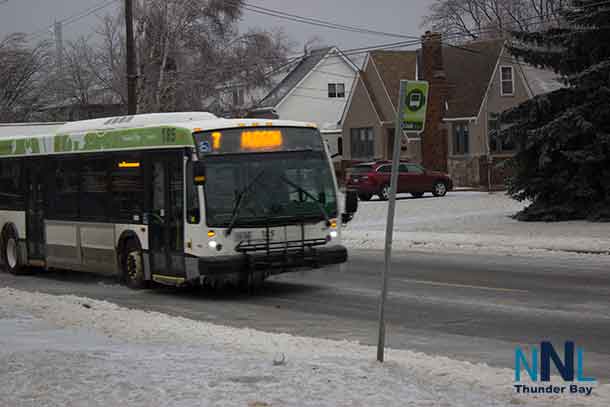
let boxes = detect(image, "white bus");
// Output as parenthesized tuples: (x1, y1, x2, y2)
(0, 112, 357, 289)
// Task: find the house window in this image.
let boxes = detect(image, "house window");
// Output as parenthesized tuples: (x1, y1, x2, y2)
(328, 83, 345, 98)
(488, 113, 515, 153)
(500, 66, 514, 96)
(350, 128, 374, 159)
(453, 123, 470, 155)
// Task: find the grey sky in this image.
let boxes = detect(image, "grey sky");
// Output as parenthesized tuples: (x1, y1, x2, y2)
(0, 0, 432, 51)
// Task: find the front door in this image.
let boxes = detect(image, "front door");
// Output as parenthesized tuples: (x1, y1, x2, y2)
(25, 160, 45, 260)
(148, 152, 185, 278)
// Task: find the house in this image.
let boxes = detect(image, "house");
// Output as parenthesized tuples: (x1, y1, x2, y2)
(256, 47, 360, 160)
(35, 86, 124, 122)
(340, 50, 419, 170)
(341, 32, 561, 187)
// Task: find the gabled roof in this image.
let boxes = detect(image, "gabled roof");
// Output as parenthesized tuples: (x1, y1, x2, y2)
(257, 47, 334, 109)
(443, 40, 504, 119)
(520, 64, 564, 96)
(369, 50, 418, 109)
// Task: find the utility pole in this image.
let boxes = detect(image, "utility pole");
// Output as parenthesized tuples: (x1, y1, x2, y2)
(54, 21, 64, 100)
(125, 0, 137, 115)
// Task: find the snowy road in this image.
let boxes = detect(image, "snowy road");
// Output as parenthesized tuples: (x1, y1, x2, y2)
(1, 248, 610, 387)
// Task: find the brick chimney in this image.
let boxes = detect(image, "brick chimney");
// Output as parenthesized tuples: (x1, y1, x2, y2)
(420, 31, 449, 172)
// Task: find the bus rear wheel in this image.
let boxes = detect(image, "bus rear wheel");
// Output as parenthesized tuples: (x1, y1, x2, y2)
(121, 239, 146, 290)
(1, 227, 23, 275)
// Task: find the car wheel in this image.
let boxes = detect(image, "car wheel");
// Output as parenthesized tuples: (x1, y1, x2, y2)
(1, 226, 24, 275)
(358, 193, 372, 201)
(121, 239, 147, 290)
(432, 181, 448, 197)
(411, 192, 424, 198)
(378, 185, 390, 201)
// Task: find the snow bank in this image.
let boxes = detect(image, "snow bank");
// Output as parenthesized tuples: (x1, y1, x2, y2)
(343, 192, 610, 257)
(1, 288, 608, 406)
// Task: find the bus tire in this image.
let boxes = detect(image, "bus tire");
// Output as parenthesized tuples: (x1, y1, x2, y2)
(1, 225, 24, 275)
(121, 239, 146, 290)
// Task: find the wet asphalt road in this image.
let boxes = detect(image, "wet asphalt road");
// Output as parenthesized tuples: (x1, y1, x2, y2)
(1, 249, 609, 381)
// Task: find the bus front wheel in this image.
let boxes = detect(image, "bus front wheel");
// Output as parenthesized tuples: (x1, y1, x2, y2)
(121, 239, 146, 290)
(1, 226, 24, 275)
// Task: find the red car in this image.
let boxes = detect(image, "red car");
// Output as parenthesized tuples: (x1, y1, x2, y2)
(346, 161, 453, 201)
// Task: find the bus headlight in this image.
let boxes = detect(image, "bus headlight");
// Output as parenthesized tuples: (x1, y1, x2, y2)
(330, 230, 338, 239)
(208, 240, 218, 249)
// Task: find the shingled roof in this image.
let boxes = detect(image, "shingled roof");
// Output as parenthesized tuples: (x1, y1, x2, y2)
(442, 40, 504, 119)
(258, 47, 333, 108)
(369, 50, 418, 109)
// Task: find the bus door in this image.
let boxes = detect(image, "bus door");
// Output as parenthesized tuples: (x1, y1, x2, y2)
(25, 160, 45, 261)
(148, 152, 185, 278)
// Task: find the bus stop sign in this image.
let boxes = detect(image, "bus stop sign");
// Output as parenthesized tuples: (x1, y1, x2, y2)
(401, 81, 429, 132)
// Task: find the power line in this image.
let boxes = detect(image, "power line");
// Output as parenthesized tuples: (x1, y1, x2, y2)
(231, 0, 419, 40)
(28, 0, 119, 40)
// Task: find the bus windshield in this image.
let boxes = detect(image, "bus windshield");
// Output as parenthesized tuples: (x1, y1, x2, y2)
(203, 150, 337, 227)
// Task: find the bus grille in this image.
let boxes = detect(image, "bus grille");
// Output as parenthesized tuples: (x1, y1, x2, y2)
(235, 238, 327, 253)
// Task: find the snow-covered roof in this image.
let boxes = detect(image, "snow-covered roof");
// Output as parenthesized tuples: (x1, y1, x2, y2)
(520, 64, 564, 96)
(258, 46, 358, 109)
(258, 47, 334, 109)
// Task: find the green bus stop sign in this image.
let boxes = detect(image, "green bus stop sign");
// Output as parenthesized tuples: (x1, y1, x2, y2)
(401, 81, 429, 132)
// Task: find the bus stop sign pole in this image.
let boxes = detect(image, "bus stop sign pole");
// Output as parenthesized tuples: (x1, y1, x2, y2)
(377, 80, 429, 362)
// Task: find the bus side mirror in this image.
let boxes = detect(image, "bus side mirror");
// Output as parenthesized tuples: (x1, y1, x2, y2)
(342, 189, 358, 224)
(193, 162, 206, 185)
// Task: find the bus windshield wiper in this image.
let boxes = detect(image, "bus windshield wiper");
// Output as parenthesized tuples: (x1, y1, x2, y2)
(225, 169, 266, 236)
(279, 175, 331, 227)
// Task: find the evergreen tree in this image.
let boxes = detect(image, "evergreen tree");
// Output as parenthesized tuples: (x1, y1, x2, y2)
(502, 0, 610, 221)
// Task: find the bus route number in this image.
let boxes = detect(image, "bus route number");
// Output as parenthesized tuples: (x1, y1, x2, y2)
(162, 128, 177, 144)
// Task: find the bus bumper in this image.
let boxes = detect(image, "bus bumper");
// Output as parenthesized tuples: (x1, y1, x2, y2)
(198, 245, 348, 276)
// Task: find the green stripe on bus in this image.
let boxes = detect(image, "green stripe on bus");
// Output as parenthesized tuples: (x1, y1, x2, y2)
(0, 126, 194, 157)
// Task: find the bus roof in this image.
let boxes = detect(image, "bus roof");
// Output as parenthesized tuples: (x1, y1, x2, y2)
(0, 113, 318, 158)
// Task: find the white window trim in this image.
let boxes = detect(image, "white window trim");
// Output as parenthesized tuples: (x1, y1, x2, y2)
(328, 82, 346, 98)
(500, 65, 515, 96)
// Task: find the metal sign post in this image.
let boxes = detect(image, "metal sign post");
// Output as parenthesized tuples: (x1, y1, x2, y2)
(377, 80, 429, 362)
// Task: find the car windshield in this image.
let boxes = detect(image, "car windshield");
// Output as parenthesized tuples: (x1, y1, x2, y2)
(203, 151, 337, 227)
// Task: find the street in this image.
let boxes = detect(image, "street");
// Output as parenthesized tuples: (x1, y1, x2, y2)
(2, 249, 609, 382)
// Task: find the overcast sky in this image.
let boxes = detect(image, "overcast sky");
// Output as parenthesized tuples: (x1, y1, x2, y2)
(0, 0, 432, 51)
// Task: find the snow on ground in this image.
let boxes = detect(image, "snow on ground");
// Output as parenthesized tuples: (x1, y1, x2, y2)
(343, 191, 610, 257)
(1, 288, 609, 406)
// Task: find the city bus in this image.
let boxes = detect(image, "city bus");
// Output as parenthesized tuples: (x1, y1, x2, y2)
(0, 112, 357, 289)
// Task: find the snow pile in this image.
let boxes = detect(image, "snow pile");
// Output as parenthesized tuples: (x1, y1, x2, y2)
(1, 288, 609, 406)
(343, 192, 610, 256)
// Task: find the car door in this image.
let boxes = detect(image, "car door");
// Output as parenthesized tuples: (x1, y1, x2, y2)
(398, 163, 414, 193)
(376, 165, 392, 188)
(406, 163, 427, 192)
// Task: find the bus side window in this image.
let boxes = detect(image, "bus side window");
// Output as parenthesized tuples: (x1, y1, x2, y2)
(0, 159, 24, 210)
(54, 160, 80, 219)
(80, 158, 110, 221)
(186, 161, 200, 224)
(111, 153, 144, 222)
